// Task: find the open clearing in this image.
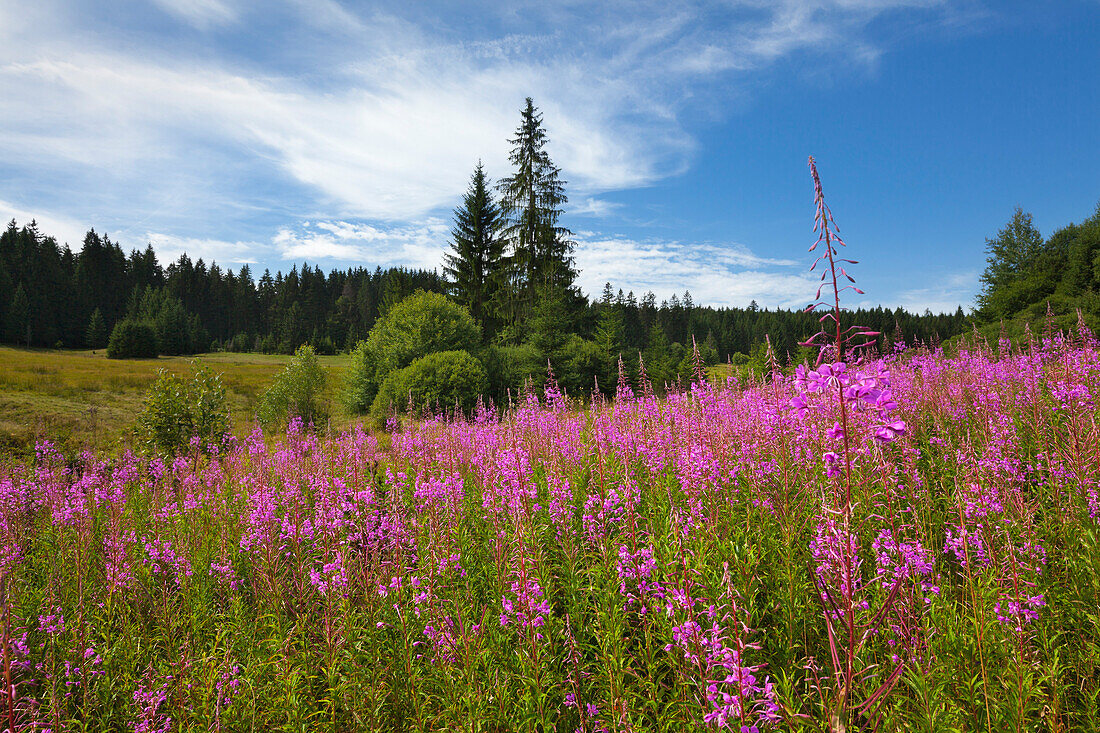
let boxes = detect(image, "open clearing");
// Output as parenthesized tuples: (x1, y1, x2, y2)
(0, 346, 353, 455)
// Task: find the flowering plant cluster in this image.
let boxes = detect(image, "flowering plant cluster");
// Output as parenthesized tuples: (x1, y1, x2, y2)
(0, 161, 1095, 731)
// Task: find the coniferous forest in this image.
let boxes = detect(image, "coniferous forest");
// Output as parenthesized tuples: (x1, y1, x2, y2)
(1, 99, 970, 382)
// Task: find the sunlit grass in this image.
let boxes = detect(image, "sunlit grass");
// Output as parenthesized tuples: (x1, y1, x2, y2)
(0, 346, 353, 456)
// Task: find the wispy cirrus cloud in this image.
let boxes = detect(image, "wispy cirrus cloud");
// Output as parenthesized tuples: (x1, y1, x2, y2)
(0, 0, 978, 311)
(149, 0, 237, 29)
(0, 0, 967, 219)
(894, 270, 976, 314)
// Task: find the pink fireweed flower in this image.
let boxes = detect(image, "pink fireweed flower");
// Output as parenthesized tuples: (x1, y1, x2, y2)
(809, 514, 867, 615)
(133, 676, 173, 733)
(209, 559, 239, 591)
(38, 607, 65, 636)
(616, 544, 664, 613)
(873, 420, 907, 443)
(500, 575, 552, 640)
(995, 594, 1046, 632)
(142, 536, 192, 587)
(309, 550, 349, 598)
(1051, 381, 1094, 411)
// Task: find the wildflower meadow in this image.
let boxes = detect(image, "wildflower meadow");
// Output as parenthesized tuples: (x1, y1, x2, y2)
(2, 161, 1099, 732)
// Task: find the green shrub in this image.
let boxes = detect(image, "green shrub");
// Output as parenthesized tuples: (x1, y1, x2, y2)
(106, 319, 158, 359)
(341, 340, 382, 414)
(370, 350, 487, 423)
(257, 345, 328, 429)
(367, 290, 480, 374)
(480, 343, 543, 404)
(134, 365, 229, 455)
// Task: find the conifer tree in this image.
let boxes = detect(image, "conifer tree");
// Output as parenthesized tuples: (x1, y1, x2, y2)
(8, 283, 30, 346)
(497, 97, 575, 324)
(86, 307, 107, 349)
(444, 162, 504, 333)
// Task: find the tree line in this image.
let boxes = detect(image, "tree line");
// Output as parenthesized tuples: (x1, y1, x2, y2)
(0, 97, 968, 376)
(976, 202, 1100, 333)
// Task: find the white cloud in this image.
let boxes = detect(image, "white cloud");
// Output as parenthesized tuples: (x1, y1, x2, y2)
(270, 221, 819, 310)
(144, 232, 264, 267)
(0, 0, 966, 225)
(0, 0, 978, 306)
(0, 50, 681, 222)
(0, 199, 90, 249)
(273, 220, 449, 271)
(894, 270, 976, 314)
(570, 198, 625, 217)
(149, 0, 237, 29)
(573, 232, 818, 309)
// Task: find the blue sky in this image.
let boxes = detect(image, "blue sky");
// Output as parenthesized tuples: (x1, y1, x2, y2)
(1, 0, 1097, 312)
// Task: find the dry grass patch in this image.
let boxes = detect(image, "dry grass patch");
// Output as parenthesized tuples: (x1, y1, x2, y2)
(0, 346, 355, 457)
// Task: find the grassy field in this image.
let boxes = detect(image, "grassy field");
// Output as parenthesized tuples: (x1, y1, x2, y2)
(0, 346, 354, 456)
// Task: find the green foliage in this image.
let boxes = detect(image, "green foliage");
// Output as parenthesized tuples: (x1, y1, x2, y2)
(106, 319, 158, 359)
(593, 304, 625, 387)
(479, 343, 543, 404)
(85, 307, 107, 349)
(978, 207, 1045, 318)
(7, 283, 30, 346)
(976, 201, 1100, 326)
(556, 335, 603, 395)
(257, 344, 328, 429)
(673, 338, 718, 384)
(445, 162, 504, 334)
(370, 349, 487, 422)
(642, 323, 671, 388)
(153, 296, 192, 355)
(341, 340, 382, 415)
(495, 97, 575, 325)
(133, 364, 229, 455)
(526, 286, 573, 363)
(367, 290, 481, 375)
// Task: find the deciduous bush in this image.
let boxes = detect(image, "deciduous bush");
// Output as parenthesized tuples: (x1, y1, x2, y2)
(133, 364, 228, 455)
(257, 345, 328, 429)
(370, 349, 487, 422)
(367, 290, 480, 374)
(106, 319, 158, 359)
(341, 340, 382, 415)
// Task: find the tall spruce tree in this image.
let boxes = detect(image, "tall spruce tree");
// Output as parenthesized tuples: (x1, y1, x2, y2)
(497, 98, 575, 325)
(444, 162, 504, 334)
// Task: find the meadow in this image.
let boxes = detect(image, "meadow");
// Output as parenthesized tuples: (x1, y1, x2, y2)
(2, 329, 1099, 731)
(0, 347, 353, 457)
(4, 161, 1098, 732)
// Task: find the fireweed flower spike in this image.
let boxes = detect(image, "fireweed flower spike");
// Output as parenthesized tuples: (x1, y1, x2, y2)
(792, 157, 915, 727)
